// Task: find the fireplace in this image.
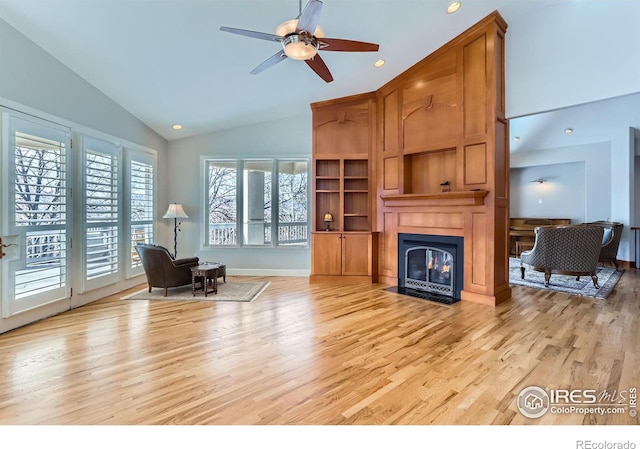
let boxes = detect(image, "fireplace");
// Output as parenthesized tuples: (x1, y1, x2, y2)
(397, 233, 464, 304)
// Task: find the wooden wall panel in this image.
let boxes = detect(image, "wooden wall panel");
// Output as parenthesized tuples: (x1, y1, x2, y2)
(464, 143, 487, 185)
(471, 212, 487, 287)
(495, 120, 508, 199)
(383, 91, 399, 153)
(494, 206, 509, 287)
(405, 150, 457, 194)
(401, 73, 458, 152)
(314, 99, 372, 156)
(383, 157, 399, 190)
(382, 212, 396, 275)
(463, 35, 487, 138)
(398, 212, 464, 230)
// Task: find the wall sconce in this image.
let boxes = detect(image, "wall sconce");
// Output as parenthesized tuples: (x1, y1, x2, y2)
(323, 213, 333, 231)
(530, 178, 546, 184)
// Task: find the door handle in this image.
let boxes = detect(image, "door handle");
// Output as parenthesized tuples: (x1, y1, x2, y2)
(0, 237, 17, 259)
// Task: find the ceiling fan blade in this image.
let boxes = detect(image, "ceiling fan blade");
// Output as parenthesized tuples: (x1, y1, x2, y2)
(220, 26, 282, 43)
(305, 54, 333, 83)
(296, 0, 323, 34)
(319, 38, 379, 52)
(251, 50, 288, 75)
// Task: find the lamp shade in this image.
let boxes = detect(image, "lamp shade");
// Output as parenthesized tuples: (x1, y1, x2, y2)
(324, 213, 333, 222)
(163, 203, 189, 219)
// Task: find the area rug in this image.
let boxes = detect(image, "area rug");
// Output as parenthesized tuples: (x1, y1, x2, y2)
(121, 281, 269, 303)
(509, 257, 623, 300)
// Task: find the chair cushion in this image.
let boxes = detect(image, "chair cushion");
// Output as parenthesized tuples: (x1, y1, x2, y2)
(602, 227, 613, 245)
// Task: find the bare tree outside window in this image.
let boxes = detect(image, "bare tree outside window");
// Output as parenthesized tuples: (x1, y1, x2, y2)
(208, 161, 237, 245)
(206, 159, 308, 247)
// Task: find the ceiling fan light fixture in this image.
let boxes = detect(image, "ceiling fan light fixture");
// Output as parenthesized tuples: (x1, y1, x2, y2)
(282, 33, 319, 60)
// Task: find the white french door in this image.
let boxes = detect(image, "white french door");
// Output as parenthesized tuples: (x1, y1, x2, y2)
(0, 113, 72, 320)
(81, 136, 122, 292)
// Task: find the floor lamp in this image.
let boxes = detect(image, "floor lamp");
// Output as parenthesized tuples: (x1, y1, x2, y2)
(163, 203, 188, 258)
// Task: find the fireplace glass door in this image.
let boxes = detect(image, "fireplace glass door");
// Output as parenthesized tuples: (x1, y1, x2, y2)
(405, 246, 454, 296)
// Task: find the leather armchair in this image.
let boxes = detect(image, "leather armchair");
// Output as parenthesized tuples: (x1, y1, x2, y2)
(135, 244, 200, 296)
(584, 221, 623, 269)
(520, 224, 604, 288)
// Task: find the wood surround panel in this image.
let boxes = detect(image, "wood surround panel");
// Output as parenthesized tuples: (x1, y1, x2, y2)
(404, 149, 457, 194)
(383, 157, 399, 190)
(398, 211, 464, 230)
(374, 12, 510, 306)
(401, 73, 457, 153)
(383, 91, 399, 153)
(313, 93, 374, 157)
(463, 35, 487, 138)
(464, 144, 487, 185)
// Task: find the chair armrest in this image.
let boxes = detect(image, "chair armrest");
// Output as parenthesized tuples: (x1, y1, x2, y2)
(172, 257, 199, 267)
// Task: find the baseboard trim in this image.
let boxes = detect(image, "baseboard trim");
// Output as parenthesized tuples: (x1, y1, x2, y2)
(228, 268, 311, 277)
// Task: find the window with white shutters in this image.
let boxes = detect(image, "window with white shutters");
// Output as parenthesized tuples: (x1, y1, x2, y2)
(82, 137, 121, 290)
(129, 158, 154, 269)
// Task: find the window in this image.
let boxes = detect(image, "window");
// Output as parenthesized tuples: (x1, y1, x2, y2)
(278, 160, 308, 246)
(205, 158, 308, 247)
(206, 160, 238, 246)
(82, 136, 121, 290)
(2, 114, 71, 317)
(129, 158, 154, 270)
(10, 124, 70, 306)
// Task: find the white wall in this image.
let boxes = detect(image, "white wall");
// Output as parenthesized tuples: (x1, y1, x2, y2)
(511, 142, 611, 218)
(510, 163, 588, 224)
(166, 114, 313, 275)
(0, 18, 166, 152)
(506, 0, 640, 118)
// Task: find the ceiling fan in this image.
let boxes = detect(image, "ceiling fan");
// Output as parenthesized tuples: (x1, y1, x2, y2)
(220, 0, 380, 83)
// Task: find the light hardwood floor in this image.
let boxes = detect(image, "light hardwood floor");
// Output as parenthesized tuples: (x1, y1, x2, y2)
(0, 270, 638, 425)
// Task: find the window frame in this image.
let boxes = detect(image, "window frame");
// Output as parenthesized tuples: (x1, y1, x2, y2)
(80, 135, 122, 293)
(124, 149, 156, 279)
(202, 157, 310, 249)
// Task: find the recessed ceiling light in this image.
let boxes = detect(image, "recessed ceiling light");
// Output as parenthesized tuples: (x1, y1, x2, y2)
(447, 2, 461, 14)
(172, 124, 183, 130)
(374, 59, 385, 68)
(513, 136, 520, 141)
(564, 128, 574, 134)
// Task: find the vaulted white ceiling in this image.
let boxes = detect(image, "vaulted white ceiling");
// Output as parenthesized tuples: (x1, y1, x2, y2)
(0, 0, 576, 141)
(1, 0, 638, 149)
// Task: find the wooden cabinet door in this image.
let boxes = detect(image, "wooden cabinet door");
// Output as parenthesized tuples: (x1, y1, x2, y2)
(341, 233, 371, 276)
(311, 233, 342, 275)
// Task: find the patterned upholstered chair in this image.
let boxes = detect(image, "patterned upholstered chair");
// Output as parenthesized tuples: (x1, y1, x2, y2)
(583, 221, 624, 269)
(519, 224, 604, 288)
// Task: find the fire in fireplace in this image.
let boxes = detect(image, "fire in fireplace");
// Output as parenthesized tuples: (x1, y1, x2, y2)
(397, 233, 464, 304)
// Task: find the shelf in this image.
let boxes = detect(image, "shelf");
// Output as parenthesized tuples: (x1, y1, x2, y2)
(316, 160, 340, 177)
(380, 190, 488, 207)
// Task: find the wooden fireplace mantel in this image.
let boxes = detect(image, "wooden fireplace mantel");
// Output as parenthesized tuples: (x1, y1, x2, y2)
(380, 190, 488, 207)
